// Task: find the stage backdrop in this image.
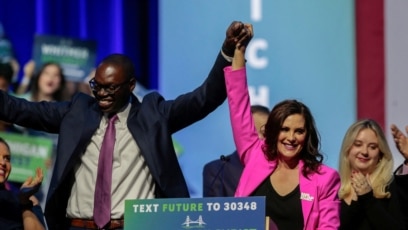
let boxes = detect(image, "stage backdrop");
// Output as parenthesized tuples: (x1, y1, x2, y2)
(385, 0, 408, 167)
(159, 0, 355, 197)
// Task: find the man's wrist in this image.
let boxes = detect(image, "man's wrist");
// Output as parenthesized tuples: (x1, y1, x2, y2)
(221, 50, 233, 62)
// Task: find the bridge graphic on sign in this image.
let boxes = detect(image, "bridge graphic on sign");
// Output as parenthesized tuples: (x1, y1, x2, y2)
(181, 215, 206, 228)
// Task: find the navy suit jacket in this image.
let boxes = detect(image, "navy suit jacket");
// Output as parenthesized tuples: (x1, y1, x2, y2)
(202, 151, 243, 197)
(0, 52, 229, 229)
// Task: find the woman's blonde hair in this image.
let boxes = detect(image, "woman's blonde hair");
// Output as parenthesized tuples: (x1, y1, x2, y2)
(338, 119, 394, 199)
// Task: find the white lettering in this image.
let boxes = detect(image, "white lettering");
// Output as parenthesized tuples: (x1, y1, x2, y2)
(249, 85, 269, 107)
(41, 44, 89, 59)
(247, 39, 268, 69)
(250, 0, 262, 21)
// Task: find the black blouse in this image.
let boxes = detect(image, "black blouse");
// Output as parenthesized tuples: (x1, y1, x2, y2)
(252, 177, 303, 230)
(340, 176, 408, 230)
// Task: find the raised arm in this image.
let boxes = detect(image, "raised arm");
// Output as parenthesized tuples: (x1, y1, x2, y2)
(390, 124, 408, 227)
(163, 21, 249, 133)
(232, 24, 253, 70)
(224, 24, 260, 165)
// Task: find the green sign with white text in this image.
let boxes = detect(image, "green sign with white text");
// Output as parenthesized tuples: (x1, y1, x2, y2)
(32, 35, 97, 82)
(0, 132, 53, 182)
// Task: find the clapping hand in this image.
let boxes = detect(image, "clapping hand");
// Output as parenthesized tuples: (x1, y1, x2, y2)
(390, 124, 408, 163)
(351, 170, 372, 196)
(19, 168, 43, 205)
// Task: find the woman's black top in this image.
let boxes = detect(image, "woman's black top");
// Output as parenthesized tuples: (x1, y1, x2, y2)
(252, 177, 303, 230)
(340, 174, 408, 230)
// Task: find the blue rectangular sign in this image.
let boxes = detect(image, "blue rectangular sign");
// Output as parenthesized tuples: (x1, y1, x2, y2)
(125, 196, 265, 230)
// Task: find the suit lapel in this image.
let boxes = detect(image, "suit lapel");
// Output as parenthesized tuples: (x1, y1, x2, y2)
(127, 95, 142, 142)
(299, 161, 316, 227)
(81, 103, 102, 143)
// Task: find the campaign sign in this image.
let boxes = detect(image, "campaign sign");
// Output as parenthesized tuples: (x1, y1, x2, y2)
(0, 132, 53, 182)
(32, 35, 97, 82)
(124, 196, 265, 230)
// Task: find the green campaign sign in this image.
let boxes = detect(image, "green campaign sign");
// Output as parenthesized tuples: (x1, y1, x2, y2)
(124, 196, 265, 230)
(0, 132, 53, 182)
(32, 34, 97, 82)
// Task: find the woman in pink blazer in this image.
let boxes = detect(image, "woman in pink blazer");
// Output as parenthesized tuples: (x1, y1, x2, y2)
(224, 24, 340, 230)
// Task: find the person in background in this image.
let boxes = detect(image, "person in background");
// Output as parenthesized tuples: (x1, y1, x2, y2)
(0, 137, 45, 230)
(391, 124, 408, 228)
(15, 60, 66, 102)
(0, 22, 20, 89)
(10, 61, 65, 209)
(224, 23, 340, 229)
(0, 21, 250, 229)
(203, 105, 269, 197)
(0, 62, 21, 133)
(0, 62, 13, 92)
(0, 62, 13, 131)
(390, 124, 408, 175)
(338, 119, 408, 230)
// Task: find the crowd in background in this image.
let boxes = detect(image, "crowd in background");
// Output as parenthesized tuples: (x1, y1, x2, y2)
(0, 22, 145, 212)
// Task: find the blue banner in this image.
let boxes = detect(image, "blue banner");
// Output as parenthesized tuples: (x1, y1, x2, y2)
(159, 0, 355, 197)
(125, 197, 266, 230)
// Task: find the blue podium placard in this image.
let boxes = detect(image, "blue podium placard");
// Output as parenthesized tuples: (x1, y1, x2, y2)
(124, 196, 265, 230)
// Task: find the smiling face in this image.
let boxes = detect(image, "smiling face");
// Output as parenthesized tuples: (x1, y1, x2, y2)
(37, 64, 63, 96)
(277, 114, 306, 161)
(93, 62, 135, 114)
(0, 142, 11, 185)
(347, 128, 381, 175)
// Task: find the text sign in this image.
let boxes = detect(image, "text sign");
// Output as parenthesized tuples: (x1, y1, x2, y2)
(125, 196, 265, 230)
(32, 35, 97, 82)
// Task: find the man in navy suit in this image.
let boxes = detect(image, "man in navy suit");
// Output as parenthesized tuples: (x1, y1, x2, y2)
(0, 21, 252, 230)
(203, 105, 269, 197)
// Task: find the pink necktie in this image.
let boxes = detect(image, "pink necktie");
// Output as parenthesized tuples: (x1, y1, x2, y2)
(94, 114, 118, 228)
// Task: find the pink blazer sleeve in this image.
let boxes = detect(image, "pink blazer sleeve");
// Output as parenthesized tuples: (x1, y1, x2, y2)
(223, 66, 263, 165)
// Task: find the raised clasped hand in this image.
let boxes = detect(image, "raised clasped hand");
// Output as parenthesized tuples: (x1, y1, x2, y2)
(223, 21, 253, 56)
(237, 23, 254, 52)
